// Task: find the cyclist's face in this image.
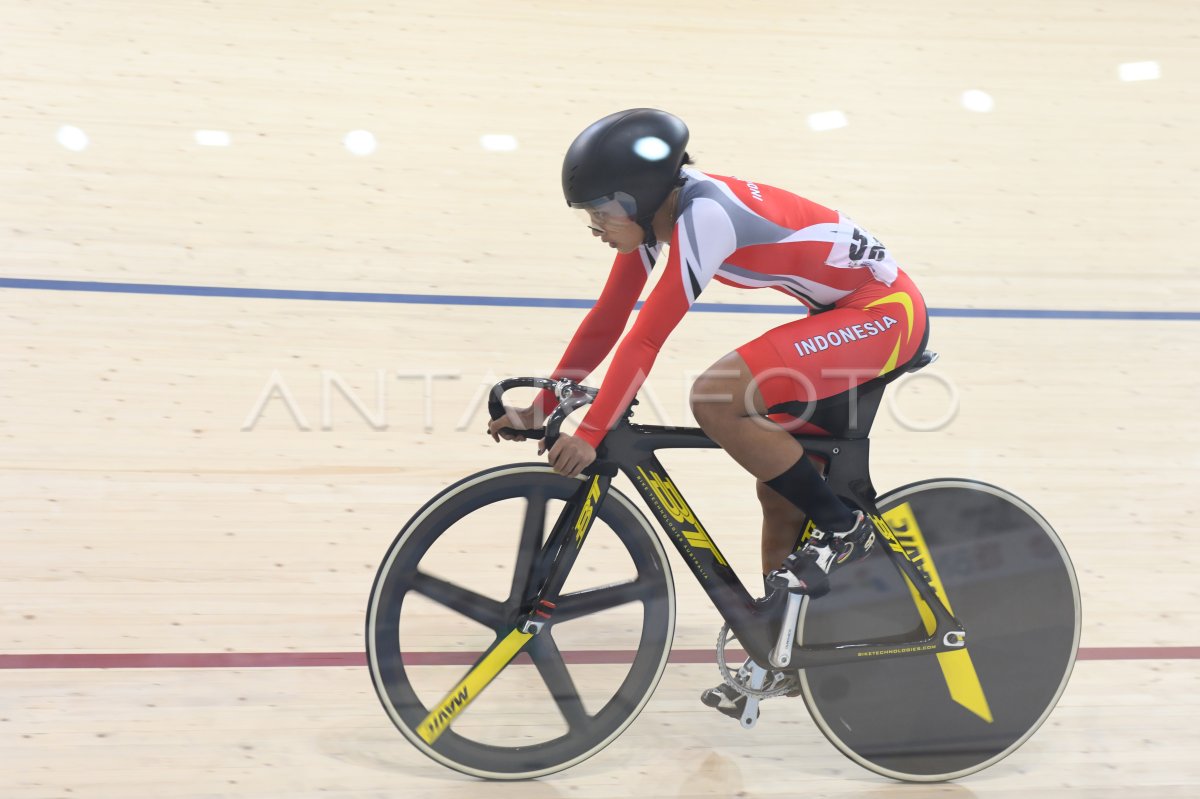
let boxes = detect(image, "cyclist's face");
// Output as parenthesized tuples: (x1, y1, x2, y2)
(582, 208, 643, 254)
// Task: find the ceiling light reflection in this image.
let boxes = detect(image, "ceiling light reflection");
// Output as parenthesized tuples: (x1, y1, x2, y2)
(480, 134, 519, 152)
(807, 111, 848, 132)
(961, 89, 995, 113)
(56, 125, 89, 152)
(1119, 61, 1161, 82)
(343, 130, 378, 156)
(194, 130, 232, 147)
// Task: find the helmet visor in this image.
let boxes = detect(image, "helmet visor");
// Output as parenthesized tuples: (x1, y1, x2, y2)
(568, 192, 640, 233)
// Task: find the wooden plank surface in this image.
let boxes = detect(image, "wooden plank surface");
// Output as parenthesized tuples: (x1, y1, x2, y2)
(1, 0, 1198, 795)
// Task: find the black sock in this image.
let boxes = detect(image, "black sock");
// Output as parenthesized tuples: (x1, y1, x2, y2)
(764, 456, 856, 533)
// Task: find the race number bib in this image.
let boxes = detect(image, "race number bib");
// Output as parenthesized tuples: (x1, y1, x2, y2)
(825, 214, 899, 285)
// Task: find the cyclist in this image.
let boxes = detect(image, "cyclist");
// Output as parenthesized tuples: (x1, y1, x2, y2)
(487, 108, 929, 720)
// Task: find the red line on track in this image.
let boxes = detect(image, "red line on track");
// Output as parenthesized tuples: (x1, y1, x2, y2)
(0, 646, 1197, 670)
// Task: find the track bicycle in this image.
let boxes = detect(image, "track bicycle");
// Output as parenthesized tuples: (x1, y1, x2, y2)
(365, 350, 1081, 781)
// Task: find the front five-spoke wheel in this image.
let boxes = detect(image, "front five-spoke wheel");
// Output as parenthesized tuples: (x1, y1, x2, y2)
(366, 464, 675, 779)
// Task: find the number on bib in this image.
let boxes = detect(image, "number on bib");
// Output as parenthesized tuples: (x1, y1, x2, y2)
(827, 215, 899, 284)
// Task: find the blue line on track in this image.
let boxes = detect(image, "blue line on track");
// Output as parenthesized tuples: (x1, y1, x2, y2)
(2, 277, 1198, 321)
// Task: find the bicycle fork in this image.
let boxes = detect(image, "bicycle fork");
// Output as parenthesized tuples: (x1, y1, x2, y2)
(517, 472, 612, 635)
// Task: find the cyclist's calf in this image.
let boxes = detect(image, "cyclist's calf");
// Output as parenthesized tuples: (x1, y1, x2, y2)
(756, 479, 807, 575)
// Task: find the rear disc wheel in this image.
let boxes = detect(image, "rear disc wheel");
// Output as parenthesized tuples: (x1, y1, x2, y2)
(797, 479, 1081, 781)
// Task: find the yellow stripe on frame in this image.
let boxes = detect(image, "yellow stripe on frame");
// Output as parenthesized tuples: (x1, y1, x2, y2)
(416, 628, 533, 745)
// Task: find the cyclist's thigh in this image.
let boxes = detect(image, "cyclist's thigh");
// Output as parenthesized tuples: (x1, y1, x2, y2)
(735, 272, 928, 425)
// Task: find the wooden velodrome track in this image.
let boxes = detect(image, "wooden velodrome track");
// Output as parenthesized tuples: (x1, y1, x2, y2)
(2, 0, 1198, 796)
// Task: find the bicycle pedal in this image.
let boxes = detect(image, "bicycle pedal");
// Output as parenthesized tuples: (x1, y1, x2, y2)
(781, 555, 831, 598)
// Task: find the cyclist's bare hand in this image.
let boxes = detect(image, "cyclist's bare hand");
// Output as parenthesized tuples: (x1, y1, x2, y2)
(487, 405, 540, 445)
(547, 433, 596, 478)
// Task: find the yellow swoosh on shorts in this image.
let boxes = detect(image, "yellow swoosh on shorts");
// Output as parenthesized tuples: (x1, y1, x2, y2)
(864, 292, 914, 341)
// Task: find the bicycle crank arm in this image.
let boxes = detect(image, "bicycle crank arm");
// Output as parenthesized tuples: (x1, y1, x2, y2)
(766, 571, 806, 669)
(740, 662, 769, 729)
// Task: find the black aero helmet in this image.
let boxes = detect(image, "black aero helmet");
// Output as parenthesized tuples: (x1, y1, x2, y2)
(562, 108, 690, 245)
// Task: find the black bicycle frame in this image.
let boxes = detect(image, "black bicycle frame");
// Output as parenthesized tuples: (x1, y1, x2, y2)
(489, 378, 966, 669)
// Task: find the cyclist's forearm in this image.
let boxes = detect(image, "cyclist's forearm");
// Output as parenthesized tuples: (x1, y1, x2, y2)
(573, 334, 664, 448)
(533, 316, 624, 415)
(534, 250, 649, 417)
